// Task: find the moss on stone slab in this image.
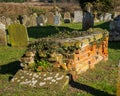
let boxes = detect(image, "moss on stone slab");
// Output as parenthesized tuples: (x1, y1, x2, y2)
(8, 23, 29, 47)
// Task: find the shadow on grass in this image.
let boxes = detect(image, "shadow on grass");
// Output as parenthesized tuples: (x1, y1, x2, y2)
(94, 21, 110, 31)
(27, 25, 77, 39)
(0, 61, 22, 75)
(108, 42, 120, 50)
(69, 80, 115, 96)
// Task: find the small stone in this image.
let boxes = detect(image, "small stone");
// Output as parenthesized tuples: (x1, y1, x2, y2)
(39, 82, 46, 86)
(51, 79, 56, 82)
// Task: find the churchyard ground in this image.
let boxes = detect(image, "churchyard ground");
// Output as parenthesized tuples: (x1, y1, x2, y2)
(0, 22, 119, 96)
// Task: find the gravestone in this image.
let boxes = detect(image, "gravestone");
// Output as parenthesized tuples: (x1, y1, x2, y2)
(29, 13, 37, 27)
(82, 11, 94, 30)
(0, 22, 5, 31)
(8, 23, 29, 47)
(6, 17, 12, 26)
(109, 15, 120, 41)
(36, 14, 45, 26)
(73, 11, 83, 23)
(0, 16, 7, 25)
(22, 15, 30, 27)
(0, 29, 7, 46)
(11, 70, 69, 90)
(46, 12, 54, 25)
(64, 12, 71, 23)
(104, 13, 112, 21)
(54, 14, 61, 25)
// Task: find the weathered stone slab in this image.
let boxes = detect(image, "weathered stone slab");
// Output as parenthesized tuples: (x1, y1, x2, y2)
(11, 70, 69, 90)
(8, 23, 29, 47)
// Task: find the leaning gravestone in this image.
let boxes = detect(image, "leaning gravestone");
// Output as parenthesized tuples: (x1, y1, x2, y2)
(73, 11, 83, 23)
(64, 12, 71, 23)
(8, 23, 29, 47)
(46, 12, 54, 25)
(36, 14, 45, 26)
(0, 29, 7, 46)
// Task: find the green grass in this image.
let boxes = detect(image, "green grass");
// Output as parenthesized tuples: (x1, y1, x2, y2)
(0, 22, 119, 96)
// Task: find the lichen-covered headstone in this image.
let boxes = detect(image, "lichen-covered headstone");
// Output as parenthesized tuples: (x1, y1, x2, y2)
(8, 23, 29, 47)
(0, 16, 7, 25)
(6, 17, 12, 27)
(0, 29, 7, 46)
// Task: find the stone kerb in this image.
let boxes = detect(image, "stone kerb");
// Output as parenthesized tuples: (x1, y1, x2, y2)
(11, 28, 109, 89)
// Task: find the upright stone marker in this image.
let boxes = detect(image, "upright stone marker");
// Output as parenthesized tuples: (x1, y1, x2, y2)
(104, 13, 112, 21)
(46, 12, 54, 25)
(29, 13, 37, 27)
(54, 14, 61, 25)
(82, 11, 94, 30)
(73, 11, 83, 23)
(22, 15, 30, 27)
(36, 14, 45, 26)
(8, 23, 29, 47)
(64, 12, 71, 23)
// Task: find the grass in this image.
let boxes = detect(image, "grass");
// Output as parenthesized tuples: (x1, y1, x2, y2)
(0, 22, 119, 96)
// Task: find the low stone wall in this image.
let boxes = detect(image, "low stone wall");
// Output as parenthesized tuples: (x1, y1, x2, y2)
(11, 28, 109, 88)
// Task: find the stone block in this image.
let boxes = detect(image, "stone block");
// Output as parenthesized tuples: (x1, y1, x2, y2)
(11, 70, 69, 90)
